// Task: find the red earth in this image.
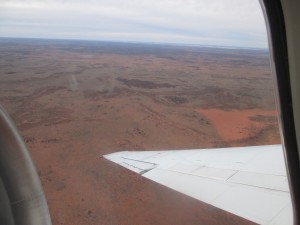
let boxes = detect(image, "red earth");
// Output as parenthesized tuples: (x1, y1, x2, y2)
(0, 39, 280, 225)
(196, 109, 280, 145)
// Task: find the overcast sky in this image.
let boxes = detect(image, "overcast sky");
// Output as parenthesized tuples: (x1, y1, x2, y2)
(0, 0, 268, 48)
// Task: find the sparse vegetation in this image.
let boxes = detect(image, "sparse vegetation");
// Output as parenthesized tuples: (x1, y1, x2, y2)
(0, 38, 276, 225)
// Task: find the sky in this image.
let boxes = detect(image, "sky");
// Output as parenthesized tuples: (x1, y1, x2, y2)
(0, 0, 268, 48)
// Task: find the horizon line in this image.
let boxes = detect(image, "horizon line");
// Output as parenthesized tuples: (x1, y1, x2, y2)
(0, 36, 269, 51)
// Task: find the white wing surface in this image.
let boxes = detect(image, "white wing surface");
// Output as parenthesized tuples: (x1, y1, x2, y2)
(103, 145, 292, 225)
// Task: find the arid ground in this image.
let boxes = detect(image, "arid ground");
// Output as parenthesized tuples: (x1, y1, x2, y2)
(0, 38, 280, 225)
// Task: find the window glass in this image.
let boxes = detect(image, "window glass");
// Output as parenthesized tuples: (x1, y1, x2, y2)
(0, 1, 290, 225)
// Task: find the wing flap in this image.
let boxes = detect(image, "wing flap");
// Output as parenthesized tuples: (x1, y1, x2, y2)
(103, 145, 292, 225)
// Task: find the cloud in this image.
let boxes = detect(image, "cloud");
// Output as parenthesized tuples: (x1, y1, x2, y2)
(0, 0, 268, 48)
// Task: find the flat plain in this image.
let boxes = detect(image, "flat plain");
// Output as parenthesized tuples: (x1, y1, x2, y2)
(0, 38, 280, 225)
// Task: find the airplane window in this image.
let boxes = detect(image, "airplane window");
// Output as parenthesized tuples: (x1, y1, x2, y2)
(0, 0, 292, 225)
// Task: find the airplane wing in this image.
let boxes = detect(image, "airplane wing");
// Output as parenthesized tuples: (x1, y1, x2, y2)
(103, 145, 292, 225)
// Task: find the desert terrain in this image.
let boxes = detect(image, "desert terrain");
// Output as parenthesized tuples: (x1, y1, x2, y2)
(0, 38, 280, 225)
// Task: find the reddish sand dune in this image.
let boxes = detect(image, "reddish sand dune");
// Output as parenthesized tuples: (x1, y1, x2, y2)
(196, 109, 279, 144)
